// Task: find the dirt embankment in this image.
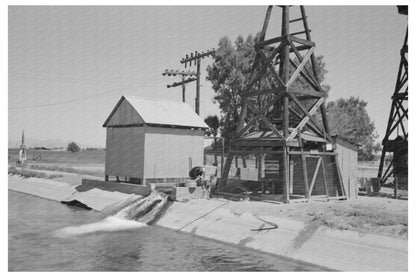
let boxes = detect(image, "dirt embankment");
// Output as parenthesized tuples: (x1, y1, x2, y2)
(224, 197, 408, 240)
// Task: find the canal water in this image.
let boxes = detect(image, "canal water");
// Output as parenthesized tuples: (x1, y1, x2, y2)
(8, 190, 326, 271)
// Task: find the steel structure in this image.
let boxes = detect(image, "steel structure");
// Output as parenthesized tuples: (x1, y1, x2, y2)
(377, 6, 408, 190)
(219, 5, 345, 203)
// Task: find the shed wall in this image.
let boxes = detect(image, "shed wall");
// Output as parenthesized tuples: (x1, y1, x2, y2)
(143, 127, 204, 180)
(105, 127, 145, 179)
(106, 99, 143, 126)
(336, 143, 358, 198)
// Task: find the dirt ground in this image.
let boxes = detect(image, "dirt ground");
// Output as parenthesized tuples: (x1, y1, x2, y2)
(223, 196, 408, 240)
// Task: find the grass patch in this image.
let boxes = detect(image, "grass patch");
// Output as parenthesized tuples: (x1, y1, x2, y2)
(8, 166, 63, 179)
(27, 164, 102, 177)
(310, 203, 408, 238)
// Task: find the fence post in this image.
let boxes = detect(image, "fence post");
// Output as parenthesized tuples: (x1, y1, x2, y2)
(366, 178, 372, 196)
(394, 177, 398, 199)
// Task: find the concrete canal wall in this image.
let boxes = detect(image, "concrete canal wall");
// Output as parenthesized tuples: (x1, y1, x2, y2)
(8, 175, 408, 271)
(8, 176, 143, 213)
(155, 199, 407, 271)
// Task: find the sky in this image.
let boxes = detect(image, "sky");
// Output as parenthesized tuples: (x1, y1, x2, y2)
(8, 5, 407, 147)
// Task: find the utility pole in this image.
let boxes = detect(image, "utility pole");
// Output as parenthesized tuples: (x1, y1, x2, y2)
(180, 49, 215, 115)
(162, 69, 197, 103)
(18, 130, 26, 166)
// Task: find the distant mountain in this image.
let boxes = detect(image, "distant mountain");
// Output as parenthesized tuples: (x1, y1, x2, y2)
(8, 137, 91, 149)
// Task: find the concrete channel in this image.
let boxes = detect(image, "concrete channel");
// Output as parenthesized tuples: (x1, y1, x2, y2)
(8, 175, 408, 271)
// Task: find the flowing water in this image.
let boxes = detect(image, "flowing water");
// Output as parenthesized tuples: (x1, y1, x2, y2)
(8, 190, 328, 271)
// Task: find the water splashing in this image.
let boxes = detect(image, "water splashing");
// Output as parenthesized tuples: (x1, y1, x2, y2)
(54, 191, 169, 237)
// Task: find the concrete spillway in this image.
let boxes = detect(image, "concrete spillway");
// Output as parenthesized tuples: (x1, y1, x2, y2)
(54, 190, 169, 238)
(115, 190, 170, 224)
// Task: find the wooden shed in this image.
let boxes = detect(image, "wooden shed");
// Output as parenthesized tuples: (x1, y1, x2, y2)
(103, 96, 208, 185)
(333, 136, 359, 199)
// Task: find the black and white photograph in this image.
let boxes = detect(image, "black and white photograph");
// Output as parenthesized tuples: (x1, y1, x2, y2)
(5, 1, 412, 272)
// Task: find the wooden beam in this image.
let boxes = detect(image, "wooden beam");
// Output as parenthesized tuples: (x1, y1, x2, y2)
(259, 114, 285, 139)
(233, 139, 299, 148)
(229, 149, 284, 155)
(243, 87, 286, 97)
(235, 115, 260, 138)
(289, 59, 320, 92)
(287, 38, 321, 91)
(320, 100, 331, 141)
(257, 49, 286, 88)
(308, 157, 322, 197)
(257, 36, 286, 47)
(245, 43, 284, 91)
(286, 46, 315, 88)
(301, 151, 309, 198)
(287, 98, 324, 141)
(248, 5, 274, 83)
(321, 151, 329, 196)
(289, 160, 294, 194)
(259, 6, 273, 41)
(245, 99, 285, 139)
(289, 105, 324, 137)
(299, 6, 319, 78)
(289, 17, 304, 23)
(290, 29, 311, 36)
(288, 93, 334, 143)
(288, 34, 315, 47)
(385, 108, 408, 138)
(283, 148, 290, 203)
(288, 150, 337, 156)
(235, 95, 283, 138)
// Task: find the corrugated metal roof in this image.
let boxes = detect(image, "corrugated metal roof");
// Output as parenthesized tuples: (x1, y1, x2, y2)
(104, 95, 208, 129)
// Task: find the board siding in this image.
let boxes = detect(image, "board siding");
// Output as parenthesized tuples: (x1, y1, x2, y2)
(106, 99, 144, 127)
(335, 142, 358, 199)
(104, 127, 145, 179)
(143, 126, 204, 179)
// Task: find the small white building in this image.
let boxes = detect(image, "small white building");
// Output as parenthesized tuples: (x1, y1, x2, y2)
(103, 95, 208, 185)
(333, 136, 359, 199)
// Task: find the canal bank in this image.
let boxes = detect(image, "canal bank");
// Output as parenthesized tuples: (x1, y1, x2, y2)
(8, 175, 408, 271)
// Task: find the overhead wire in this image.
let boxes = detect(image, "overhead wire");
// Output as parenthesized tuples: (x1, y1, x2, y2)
(8, 86, 126, 110)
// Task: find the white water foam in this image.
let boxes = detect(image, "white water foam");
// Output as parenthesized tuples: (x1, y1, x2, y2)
(54, 216, 147, 238)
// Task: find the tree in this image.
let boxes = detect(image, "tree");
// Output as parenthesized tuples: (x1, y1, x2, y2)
(326, 97, 378, 161)
(206, 34, 330, 145)
(206, 35, 257, 144)
(67, 142, 80, 153)
(204, 115, 220, 164)
(204, 115, 220, 138)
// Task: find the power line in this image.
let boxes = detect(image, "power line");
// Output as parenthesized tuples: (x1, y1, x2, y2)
(8, 89, 122, 110)
(10, 70, 161, 84)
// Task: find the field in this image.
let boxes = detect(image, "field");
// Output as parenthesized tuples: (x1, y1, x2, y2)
(8, 149, 105, 180)
(8, 149, 105, 165)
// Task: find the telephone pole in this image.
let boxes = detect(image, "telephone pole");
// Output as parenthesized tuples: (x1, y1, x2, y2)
(162, 69, 197, 102)
(180, 49, 215, 115)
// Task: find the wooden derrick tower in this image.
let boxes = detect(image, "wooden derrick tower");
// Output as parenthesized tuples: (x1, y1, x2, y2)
(377, 6, 408, 190)
(220, 5, 345, 203)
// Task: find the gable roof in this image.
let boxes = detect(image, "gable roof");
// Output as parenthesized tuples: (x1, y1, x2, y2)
(103, 95, 209, 129)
